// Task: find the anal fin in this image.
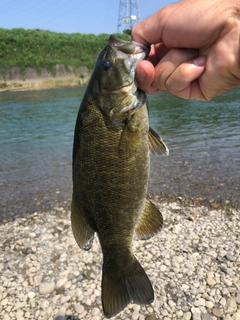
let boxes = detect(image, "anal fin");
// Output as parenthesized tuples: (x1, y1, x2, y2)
(71, 196, 95, 251)
(135, 197, 163, 240)
(148, 126, 169, 156)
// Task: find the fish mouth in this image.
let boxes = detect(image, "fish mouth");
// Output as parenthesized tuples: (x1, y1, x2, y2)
(108, 34, 150, 61)
(106, 35, 150, 93)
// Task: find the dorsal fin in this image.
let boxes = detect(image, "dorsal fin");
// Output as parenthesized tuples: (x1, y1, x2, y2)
(148, 127, 169, 156)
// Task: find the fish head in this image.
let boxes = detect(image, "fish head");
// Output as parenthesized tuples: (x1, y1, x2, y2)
(91, 35, 150, 123)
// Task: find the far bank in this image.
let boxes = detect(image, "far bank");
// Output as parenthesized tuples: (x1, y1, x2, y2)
(0, 64, 91, 92)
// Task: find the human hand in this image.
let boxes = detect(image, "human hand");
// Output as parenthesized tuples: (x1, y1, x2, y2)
(132, 0, 240, 100)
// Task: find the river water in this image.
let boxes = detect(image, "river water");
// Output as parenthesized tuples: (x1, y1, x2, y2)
(0, 87, 239, 222)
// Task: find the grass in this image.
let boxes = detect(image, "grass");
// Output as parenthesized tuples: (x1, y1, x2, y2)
(0, 28, 131, 81)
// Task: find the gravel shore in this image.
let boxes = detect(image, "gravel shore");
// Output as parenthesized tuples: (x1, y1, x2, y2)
(0, 201, 239, 320)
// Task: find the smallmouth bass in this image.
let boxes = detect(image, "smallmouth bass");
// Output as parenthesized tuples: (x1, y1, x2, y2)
(71, 35, 169, 318)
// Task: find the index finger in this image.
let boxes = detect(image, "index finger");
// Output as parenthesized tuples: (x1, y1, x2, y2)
(132, 9, 168, 45)
(132, 1, 224, 49)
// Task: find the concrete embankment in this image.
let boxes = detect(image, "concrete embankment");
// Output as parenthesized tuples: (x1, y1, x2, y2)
(0, 64, 91, 91)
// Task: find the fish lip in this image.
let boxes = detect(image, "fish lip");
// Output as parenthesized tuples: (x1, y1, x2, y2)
(109, 34, 149, 50)
(108, 34, 150, 59)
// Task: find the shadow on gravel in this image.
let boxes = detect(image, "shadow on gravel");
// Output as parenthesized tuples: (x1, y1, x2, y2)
(55, 315, 80, 320)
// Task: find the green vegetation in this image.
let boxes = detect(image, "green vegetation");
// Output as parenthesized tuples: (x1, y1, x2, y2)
(0, 28, 131, 80)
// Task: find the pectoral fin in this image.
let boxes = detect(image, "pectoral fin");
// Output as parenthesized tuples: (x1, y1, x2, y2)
(148, 127, 169, 156)
(71, 196, 95, 251)
(135, 198, 163, 240)
(118, 119, 140, 158)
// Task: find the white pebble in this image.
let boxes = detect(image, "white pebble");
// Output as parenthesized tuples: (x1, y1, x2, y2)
(28, 291, 35, 299)
(232, 313, 240, 320)
(60, 295, 71, 304)
(92, 307, 100, 316)
(40, 300, 49, 309)
(12, 302, 26, 311)
(79, 311, 87, 319)
(205, 301, 214, 309)
(55, 277, 68, 289)
(132, 310, 139, 320)
(206, 277, 216, 286)
(74, 303, 84, 314)
(39, 282, 55, 295)
(1, 298, 8, 306)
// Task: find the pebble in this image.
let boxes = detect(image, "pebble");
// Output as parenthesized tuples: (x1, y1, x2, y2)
(92, 307, 100, 316)
(236, 295, 240, 304)
(226, 252, 236, 262)
(60, 295, 71, 304)
(176, 310, 184, 317)
(222, 315, 232, 320)
(206, 301, 214, 309)
(206, 277, 216, 286)
(226, 298, 238, 314)
(74, 303, 85, 314)
(12, 302, 26, 311)
(223, 278, 233, 286)
(40, 300, 49, 309)
(160, 265, 167, 272)
(1, 298, 8, 306)
(220, 297, 227, 307)
(232, 313, 240, 320)
(194, 298, 206, 307)
(79, 311, 88, 319)
(16, 309, 24, 319)
(131, 310, 139, 320)
(39, 282, 55, 295)
(201, 313, 213, 320)
(183, 311, 192, 320)
(28, 291, 35, 299)
(191, 307, 201, 320)
(212, 308, 223, 317)
(55, 277, 68, 289)
(0, 204, 239, 320)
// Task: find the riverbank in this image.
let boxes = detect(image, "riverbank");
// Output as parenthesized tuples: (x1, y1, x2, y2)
(0, 201, 239, 320)
(0, 77, 87, 92)
(0, 65, 91, 92)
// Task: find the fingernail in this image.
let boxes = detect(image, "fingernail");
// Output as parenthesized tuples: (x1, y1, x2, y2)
(193, 56, 206, 67)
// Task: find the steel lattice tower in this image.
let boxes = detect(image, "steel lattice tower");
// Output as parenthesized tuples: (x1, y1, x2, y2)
(117, 0, 140, 33)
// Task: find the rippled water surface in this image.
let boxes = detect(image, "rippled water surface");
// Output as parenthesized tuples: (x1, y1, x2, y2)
(0, 87, 239, 221)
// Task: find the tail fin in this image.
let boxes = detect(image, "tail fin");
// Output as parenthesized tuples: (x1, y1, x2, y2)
(102, 255, 154, 318)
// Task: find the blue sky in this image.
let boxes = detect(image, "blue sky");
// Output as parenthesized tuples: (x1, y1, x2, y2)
(1, 0, 174, 34)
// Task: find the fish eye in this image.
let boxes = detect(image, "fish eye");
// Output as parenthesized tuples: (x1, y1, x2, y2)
(102, 60, 112, 71)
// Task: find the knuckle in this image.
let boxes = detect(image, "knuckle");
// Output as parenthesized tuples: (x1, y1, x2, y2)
(165, 76, 175, 92)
